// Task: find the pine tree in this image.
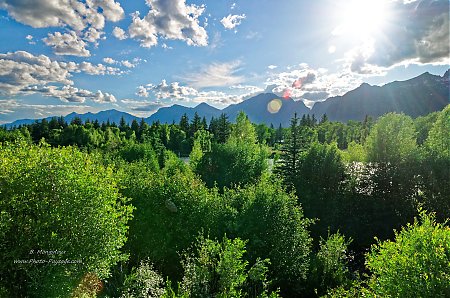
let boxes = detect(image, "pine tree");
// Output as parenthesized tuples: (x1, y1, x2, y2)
(179, 113, 190, 134)
(119, 116, 128, 132)
(190, 112, 202, 138)
(319, 113, 328, 124)
(131, 119, 140, 134)
(217, 113, 231, 143)
(275, 123, 283, 144)
(201, 116, 208, 130)
(275, 113, 305, 191)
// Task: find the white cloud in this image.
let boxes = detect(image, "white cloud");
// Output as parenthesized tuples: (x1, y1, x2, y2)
(0, 0, 124, 55)
(128, 0, 208, 48)
(103, 57, 117, 64)
(0, 99, 94, 124)
(23, 85, 117, 103)
(102, 57, 139, 68)
(0, 51, 73, 94)
(83, 27, 104, 44)
(182, 61, 244, 88)
(112, 26, 128, 40)
(139, 80, 264, 106)
(162, 43, 173, 50)
(0, 51, 123, 99)
(220, 14, 246, 30)
(121, 60, 136, 68)
(267, 65, 278, 70)
(265, 64, 363, 102)
(122, 98, 165, 114)
(0, 0, 124, 30)
(345, 0, 449, 73)
(77, 61, 122, 75)
(136, 85, 149, 97)
(93, 90, 117, 103)
(147, 79, 199, 100)
(43, 31, 90, 57)
(25, 34, 36, 45)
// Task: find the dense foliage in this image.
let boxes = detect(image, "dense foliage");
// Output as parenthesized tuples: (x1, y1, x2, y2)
(0, 105, 449, 297)
(0, 143, 132, 297)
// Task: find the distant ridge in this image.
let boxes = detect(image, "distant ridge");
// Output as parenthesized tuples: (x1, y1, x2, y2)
(5, 109, 139, 128)
(147, 102, 221, 124)
(4, 71, 449, 128)
(310, 71, 449, 121)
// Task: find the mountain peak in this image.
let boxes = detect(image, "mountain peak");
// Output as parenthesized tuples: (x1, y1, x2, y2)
(196, 102, 211, 108)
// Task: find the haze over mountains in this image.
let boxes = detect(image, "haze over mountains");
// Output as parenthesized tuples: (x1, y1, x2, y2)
(5, 71, 449, 128)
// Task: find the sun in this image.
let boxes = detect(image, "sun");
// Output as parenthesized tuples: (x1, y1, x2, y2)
(333, 0, 391, 39)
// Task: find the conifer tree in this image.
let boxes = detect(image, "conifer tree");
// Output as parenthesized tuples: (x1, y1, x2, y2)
(179, 113, 190, 134)
(276, 113, 300, 189)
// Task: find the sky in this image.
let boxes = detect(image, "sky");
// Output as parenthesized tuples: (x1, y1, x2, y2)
(0, 0, 448, 124)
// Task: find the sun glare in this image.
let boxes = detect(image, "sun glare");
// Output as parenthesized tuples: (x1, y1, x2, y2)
(334, 0, 390, 38)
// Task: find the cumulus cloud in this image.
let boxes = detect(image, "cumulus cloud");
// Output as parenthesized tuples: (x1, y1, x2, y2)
(23, 85, 117, 103)
(147, 79, 199, 100)
(0, 51, 73, 94)
(102, 57, 140, 68)
(83, 27, 104, 44)
(182, 61, 244, 88)
(0, 0, 124, 30)
(112, 26, 128, 40)
(0, 0, 124, 56)
(93, 90, 117, 103)
(138, 80, 263, 106)
(136, 85, 149, 97)
(0, 51, 123, 99)
(347, 0, 449, 73)
(127, 0, 208, 48)
(265, 64, 362, 102)
(220, 14, 246, 30)
(77, 61, 122, 75)
(103, 57, 116, 64)
(43, 31, 90, 57)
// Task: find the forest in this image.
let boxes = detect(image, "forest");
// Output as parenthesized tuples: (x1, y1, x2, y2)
(0, 105, 449, 297)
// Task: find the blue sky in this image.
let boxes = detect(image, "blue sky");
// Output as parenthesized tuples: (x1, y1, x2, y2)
(0, 0, 448, 124)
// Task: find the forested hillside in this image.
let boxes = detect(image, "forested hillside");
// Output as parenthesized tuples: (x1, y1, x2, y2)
(0, 106, 449, 297)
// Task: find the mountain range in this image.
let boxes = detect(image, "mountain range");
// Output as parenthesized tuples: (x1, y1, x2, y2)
(4, 71, 449, 128)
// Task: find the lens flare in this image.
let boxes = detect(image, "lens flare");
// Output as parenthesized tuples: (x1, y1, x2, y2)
(282, 89, 292, 99)
(267, 98, 282, 114)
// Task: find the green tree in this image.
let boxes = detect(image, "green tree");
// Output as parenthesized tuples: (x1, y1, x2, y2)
(276, 113, 316, 190)
(308, 232, 352, 296)
(179, 236, 280, 298)
(365, 113, 417, 164)
(179, 114, 190, 135)
(120, 260, 166, 298)
(225, 176, 313, 295)
(121, 164, 221, 278)
(295, 142, 345, 239)
(190, 112, 202, 138)
(189, 129, 212, 170)
(216, 113, 231, 144)
(420, 105, 450, 221)
(425, 104, 450, 159)
(195, 114, 268, 189)
(0, 142, 132, 297)
(366, 210, 450, 297)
